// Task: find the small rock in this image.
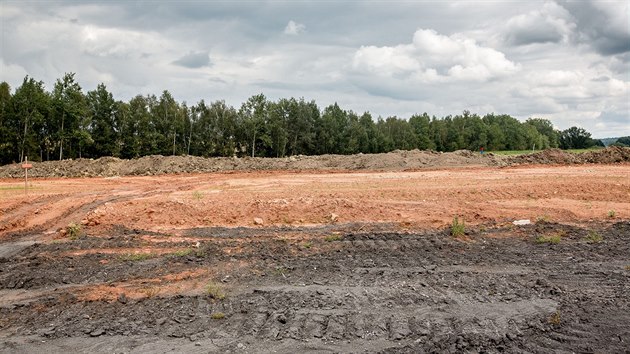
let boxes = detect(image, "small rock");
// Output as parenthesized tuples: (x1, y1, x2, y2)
(117, 293, 128, 304)
(512, 219, 531, 226)
(329, 213, 339, 222)
(277, 314, 287, 324)
(90, 328, 105, 337)
(253, 217, 264, 225)
(237, 343, 246, 349)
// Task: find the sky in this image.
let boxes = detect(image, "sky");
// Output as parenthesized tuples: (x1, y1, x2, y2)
(1, 0, 629, 138)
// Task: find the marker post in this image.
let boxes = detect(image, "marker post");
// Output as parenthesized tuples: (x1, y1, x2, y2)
(21, 156, 32, 194)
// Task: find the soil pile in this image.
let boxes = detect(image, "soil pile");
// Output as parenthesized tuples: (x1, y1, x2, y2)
(1, 147, 628, 178)
(0, 149, 506, 178)
(509, 146, 630, 165)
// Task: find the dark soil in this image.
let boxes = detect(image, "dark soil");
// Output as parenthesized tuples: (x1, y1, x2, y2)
(1, 221, 629, 353)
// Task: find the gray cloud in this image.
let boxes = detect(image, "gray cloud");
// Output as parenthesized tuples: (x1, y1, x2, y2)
(560, 0, 630, 56)
(173, 52, 211, 69)
(0, 0, 628, 138)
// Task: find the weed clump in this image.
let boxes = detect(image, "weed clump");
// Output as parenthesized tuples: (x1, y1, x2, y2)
(211, 312, 225, 320)
(206, 281, 226, 300)
(536, 234, 561, 244)
(192, 191, 204, 201)
(586, 230, 603, 243)
(549, 311, 561, 325)
(170, 248, 194, 257)
(66, 223, 83, 240)
(120, 253, 154, 262)
(324, 234, 343, 242)
(451, 216, 465, 237)
(607, 210, 616, 218)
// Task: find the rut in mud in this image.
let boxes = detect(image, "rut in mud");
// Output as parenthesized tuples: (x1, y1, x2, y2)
(1, 221, 629, 353)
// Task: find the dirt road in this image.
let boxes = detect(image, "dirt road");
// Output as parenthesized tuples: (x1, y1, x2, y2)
(1, 164, 629, 353)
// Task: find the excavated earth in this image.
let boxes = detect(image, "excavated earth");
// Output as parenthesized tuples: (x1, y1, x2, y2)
(0, 148, 629, 353)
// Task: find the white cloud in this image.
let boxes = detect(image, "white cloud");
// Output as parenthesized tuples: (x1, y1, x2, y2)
(353, 29, 520, 83)
(284, 20, 305, 35)
(503, 1, 574, 45)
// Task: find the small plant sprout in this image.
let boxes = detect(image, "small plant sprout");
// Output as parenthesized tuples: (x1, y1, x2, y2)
(302, 241, 312, 249)
(170, 248, 194, 257)
(607, 210, 616, 218)
(206, 281, 226, 300)
(211, 312, 225, 320)
(66, 222, 82, 240)
(536, 234, 561, 244)
(120, 253, 154, 262)
(192, 190, 204, 201)
(324, 234, 342, 242)
(451, 216, 465, 237)
(586, 230, 603, 243)
(549, 311, 561, 325)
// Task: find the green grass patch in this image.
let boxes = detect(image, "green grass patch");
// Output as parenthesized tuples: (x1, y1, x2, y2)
(206, 281, 226, 300)
(120, 253, 154, 262)
(324, 234, 343, 242)
(585, 230, 603, 243)
(170, 248, 194, 257)
(489, 150, 536, 156)
(0, 185, 26, 190)
(302, 241, 312, 249)
(450, 216, 465, 237)
(489, 147, 603, 156)
(536, 234, 561, 244)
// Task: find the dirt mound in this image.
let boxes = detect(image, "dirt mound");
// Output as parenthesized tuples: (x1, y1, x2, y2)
(509, 146, 630, 165)
(0, 150, 507, 178)
(1, 147, 627, 179)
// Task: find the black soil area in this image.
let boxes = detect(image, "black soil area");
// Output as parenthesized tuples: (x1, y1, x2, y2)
(0, 221, 629, 353)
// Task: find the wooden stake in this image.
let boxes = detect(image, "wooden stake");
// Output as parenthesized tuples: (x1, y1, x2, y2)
(22, 156, 33, 195)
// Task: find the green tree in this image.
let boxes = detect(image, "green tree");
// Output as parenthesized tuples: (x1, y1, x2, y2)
(52, 73, 89, 159)
(0, 82, 12, 163)
(10, 77, 51, 162)
(409, 113, 435, 150)
(238, 94, 268, 157)
(559, 126, 593, 149)
(526, 118, 558, 148)
(615, 136, 630, 146)
(86, 83, 118, 157)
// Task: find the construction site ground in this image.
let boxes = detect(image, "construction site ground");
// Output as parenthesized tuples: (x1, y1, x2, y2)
(0, 149, 629, 353)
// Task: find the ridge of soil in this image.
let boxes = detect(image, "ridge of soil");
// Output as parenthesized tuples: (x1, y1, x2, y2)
(1, 146, 628, 179)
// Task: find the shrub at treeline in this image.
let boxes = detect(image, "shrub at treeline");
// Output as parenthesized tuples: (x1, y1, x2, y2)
(0, 74, 602, 164)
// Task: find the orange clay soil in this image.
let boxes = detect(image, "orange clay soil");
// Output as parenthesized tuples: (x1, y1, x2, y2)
(1, 164, 628, 240)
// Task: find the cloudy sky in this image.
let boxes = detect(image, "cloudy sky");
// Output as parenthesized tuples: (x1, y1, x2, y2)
(1, 0, 628, 137)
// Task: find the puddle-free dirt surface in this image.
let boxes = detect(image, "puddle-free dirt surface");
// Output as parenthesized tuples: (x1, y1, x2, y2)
(1, 162, 629, 353)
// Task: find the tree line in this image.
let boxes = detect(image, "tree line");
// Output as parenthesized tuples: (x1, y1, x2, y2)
(0, 73, 601, 165)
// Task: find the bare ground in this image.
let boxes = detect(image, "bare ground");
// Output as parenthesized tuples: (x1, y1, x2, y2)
(0, 151, 629, 353)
